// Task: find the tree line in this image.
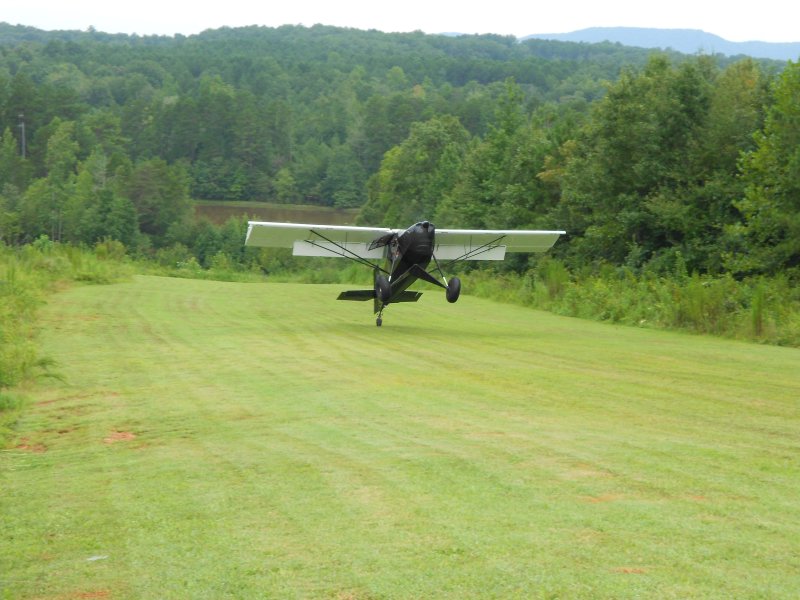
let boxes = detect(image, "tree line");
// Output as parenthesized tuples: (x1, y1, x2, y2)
(0, 23, 797, 278)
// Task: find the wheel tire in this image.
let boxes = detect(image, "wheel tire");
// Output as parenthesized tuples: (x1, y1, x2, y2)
(446, 277, 461, 303)
(376, 317, 383, 327)
(375, 275, 391, 303)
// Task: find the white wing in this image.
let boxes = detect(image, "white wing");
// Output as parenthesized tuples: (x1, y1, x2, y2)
(434, 228, 565, 261)
(245, 221, 396, 259)
(245, 221, 565, 261)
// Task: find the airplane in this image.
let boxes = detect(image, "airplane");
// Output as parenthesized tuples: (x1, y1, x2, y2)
(245, 220, 564, 326)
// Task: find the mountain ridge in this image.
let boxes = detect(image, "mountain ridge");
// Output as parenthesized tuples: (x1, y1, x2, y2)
(523, 27, 800, 61)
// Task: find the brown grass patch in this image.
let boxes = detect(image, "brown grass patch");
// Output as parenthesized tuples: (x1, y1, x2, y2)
(16, 438, 47, 453)
(613, 567, 648, 574)
(582, 493, 624, 503)
(103, 431, 136, 444)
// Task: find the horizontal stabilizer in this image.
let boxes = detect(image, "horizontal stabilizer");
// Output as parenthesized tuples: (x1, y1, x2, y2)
(392, 291, 423, 303)
(337, 290, 375, 301)
(337, 289, 423, 303)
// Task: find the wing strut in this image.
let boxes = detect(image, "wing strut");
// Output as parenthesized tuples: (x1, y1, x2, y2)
(431, 253, 450, 287)
(437, 234, 508, 269)
(306, 229, 391, 275)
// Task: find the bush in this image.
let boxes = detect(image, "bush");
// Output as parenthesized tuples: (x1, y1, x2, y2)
(457, 261, 800, 347)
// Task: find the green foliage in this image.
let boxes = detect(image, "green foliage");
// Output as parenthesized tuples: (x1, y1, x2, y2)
(0, 25, 792, 287)
(556, 56, 770, 273)
(467, 262, 800, 346)
(0, 23, 660, 210)
(120, 158, 192, 244)
(436, 80, 572, 230)
(729, 61, 800, 274)
(0, 26, 798, 352)
(359, 115, 470, 225)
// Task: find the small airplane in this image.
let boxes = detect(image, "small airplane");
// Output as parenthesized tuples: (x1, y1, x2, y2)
(245, 220, 564, 326)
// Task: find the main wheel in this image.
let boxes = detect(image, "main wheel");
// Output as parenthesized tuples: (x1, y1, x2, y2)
(375, 275, 391, 303)
(446, 277, 461, 303)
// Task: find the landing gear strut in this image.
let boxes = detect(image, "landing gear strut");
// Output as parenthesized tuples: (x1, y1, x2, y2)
(374, 272, 391, 326)
(376, 303, 386, 327)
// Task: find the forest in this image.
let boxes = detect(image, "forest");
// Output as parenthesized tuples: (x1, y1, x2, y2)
(0, 23, 799, 344)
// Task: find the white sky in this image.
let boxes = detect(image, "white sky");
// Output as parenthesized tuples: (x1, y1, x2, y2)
(3, 0, 799, 43)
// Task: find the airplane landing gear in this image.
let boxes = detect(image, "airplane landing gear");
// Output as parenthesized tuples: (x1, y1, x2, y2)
(376, 304, 386, 327)
(446, 277, 461, 303)
(375, 274, 391, 303)
(374, 272, 390, 326)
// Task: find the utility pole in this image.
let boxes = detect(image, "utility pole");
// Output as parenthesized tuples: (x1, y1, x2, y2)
(18, 113, 26, 159)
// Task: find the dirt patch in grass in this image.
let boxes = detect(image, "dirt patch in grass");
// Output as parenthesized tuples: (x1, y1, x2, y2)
(16, 438, 47, 453)
(103, 431, 136, 444)
(613, 567, 648, 574)
(582, 493, 624, 503)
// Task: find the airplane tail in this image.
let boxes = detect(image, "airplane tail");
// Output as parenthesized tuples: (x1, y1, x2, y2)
(337, 289, 423, 313)
(337, 290, 375, 301)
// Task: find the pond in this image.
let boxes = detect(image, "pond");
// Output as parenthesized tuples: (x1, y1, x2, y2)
(194, 201, 360, 225)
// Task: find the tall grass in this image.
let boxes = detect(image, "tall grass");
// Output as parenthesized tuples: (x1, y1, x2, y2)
(0, 238, 132, 445)
(467, 259, 800, 347)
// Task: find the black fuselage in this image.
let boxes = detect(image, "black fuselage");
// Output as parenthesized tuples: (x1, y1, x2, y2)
(336, 220, 455, 322)
(387, 221, 435, 296)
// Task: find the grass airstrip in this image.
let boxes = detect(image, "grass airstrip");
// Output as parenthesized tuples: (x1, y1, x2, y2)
(2, 275, 799, 598)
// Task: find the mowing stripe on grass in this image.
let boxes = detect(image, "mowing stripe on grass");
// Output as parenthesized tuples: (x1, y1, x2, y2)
(2, 275, 799, 598)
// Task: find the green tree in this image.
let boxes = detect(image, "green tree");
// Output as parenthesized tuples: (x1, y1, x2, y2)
(729, 61, 800, 273)
(21, 119, 82, 241)
(190, 218, 222, 267)
(674, 58, 769, 272)
(0, 185, 22, 244)
(273, 167, 300, 204)
(45, 119, 80, 186)
(120, 158, 191, 245)
(435, 80, 566, 231)
(359, 115, 470, 226)
(98, 190, 138, 247)
(62, 149, 102, 243)
(322, 143, 366, 208)
(558, 56, 719, 269)
(17, 178, 58, 241)
(64, 148, 138, 246)
(0, 127, 29, 191)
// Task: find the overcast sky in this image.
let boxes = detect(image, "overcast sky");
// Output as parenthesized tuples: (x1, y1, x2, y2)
(3, 0, 798, 43)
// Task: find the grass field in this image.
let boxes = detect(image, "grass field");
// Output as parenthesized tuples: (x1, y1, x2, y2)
(2, 275, 799, 599)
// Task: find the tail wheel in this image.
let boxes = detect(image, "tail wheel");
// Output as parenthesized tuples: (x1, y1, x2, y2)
(375, 275, 391, 303)
(446, 277, 461, 303)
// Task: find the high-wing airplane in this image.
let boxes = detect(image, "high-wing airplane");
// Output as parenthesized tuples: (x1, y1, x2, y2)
(245, 220, 564, 326)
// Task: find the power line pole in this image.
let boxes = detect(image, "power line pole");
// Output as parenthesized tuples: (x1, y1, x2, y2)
(18, 113, 26, 159)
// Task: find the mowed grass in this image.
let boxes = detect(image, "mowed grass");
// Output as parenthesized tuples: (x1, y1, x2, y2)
(2, 275, 799, 599)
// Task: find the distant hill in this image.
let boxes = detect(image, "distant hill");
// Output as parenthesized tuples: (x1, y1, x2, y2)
(524, 27, 800, 61)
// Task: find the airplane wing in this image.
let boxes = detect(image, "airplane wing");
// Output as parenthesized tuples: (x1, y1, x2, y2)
(245, 221, 395, 259)
(434, 228, 565, 261)
(245, 221, 565, 261)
